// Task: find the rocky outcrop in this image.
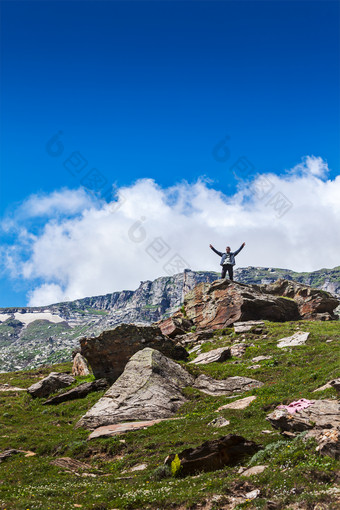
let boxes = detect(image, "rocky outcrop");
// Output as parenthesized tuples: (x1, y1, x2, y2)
(193, 374, 263, 396)
(164, 434, 260, 476)
(266, 399, 340, 432)
(27, 372, 75, 398)
(263, 279, 339, 320)
(76, 348, 194, 430)
(80, 324, 188, 382)
(43, 379, 108, 405)
(182, 279, 339, 330)
(72, 353, 90, 376)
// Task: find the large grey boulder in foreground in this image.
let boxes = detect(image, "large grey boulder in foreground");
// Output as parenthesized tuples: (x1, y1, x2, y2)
(27, 372, 75, 398)
(76, 348, 194, 430)
(80, 324, 188, 382)
(194, 374, 263, 396)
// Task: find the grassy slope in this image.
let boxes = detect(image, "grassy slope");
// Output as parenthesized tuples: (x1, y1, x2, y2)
(0, 321, 339, 509)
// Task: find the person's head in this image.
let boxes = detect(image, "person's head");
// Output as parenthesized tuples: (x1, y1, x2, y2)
(226, 246, 231, 253)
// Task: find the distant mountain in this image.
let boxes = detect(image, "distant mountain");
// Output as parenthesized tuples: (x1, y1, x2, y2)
(0, 266, 339, 372)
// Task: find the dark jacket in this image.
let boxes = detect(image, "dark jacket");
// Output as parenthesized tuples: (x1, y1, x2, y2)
(210, 244, 244, 266)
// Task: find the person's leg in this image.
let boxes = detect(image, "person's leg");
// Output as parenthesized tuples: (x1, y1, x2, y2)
(221, 265, 227, 278)
(227, 264, 234, 281)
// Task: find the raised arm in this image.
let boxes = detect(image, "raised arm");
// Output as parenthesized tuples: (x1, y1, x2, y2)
(209, 244, 223, 257)
(233, 242, 246, 256)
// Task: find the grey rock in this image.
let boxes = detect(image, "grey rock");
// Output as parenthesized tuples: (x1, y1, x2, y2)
(267, 399, 340, 432)
(189, 347, 231, 365)
(304, 428, 340, 459)
(208, 416, 230, 428)
(0, 384, 25, 392)
(277, 331, 310, 348)
(217, 396, 257, 410)
(193, 374, 263, 396)
(43, 378, 109, 405)
(239, 465, 268, 476)
(234, 321, 265, 333)
(76, 348, 194, 430)
(88, 417, 184, 439)
(252, 355, 272, 362)
(27, 372, 75, 398)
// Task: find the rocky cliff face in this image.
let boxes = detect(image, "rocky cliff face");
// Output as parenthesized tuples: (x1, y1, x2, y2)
(0, 266, 339, 372)
(0, 270, 218, 372)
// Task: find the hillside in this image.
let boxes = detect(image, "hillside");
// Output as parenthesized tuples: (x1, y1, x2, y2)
(0, 266, 339, 372)
(0, 319, 339, 509)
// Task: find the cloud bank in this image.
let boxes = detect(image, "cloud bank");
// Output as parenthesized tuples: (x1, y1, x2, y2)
(1, 156, 340, 306)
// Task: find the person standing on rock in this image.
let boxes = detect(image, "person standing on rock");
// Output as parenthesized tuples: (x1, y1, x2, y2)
(209, 242, 245, 281)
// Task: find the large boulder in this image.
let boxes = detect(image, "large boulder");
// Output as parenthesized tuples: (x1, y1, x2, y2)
(76, 348, 194, 430)
(263, 279, 339, 320)
(80, 324, 188, 382)
(266, 399, 340, 432)
(164, 434, 260, 476)
(183, 279, 299, 330)
(182, 279, 339, 330)
(27, 372, 75, 398)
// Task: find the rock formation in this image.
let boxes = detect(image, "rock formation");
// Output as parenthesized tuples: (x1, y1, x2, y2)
(80, 324, 188, 382)
(164, 434, 260, 476)
(27, 372, 75, 398)
(76, 348, 194, 430)
(181, 279, 338, 331)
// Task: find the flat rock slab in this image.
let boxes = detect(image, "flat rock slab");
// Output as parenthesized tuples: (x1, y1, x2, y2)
(190, 347, 231, 365)
(194, 374, 263, 397)
(267, 399, 340, 432)
(164, 434, 260, 476)
(77, 348, 194, 430)
(277, 331, 310, 348)
(239, 465, 268, 477)
(0, 384, 26, 392)
(0, 449, 35, 462)
(27, 372, 75, 398)
(43, 379, 109, 405)
(234, 321, 265, 333)
(88, 418, 183, 439)
(313, 381, 334, 393)
(305, 429, 340, 459)
(80, 324, 188, 382)
(217, 396, 257, 411)
(252, 356, 272, 362)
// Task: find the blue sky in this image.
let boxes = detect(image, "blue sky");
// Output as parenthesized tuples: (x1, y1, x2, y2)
(0, 0, 339, 307)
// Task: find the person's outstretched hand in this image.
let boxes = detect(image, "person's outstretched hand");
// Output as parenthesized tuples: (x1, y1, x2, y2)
(242, 242, 246, 247)
(209, 244, 213, 248)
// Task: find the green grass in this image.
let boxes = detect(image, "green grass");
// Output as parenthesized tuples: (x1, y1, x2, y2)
(0, 320, 339, 509)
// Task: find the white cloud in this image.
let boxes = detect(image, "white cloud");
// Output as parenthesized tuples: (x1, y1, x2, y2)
(1, 156, 340, 306)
